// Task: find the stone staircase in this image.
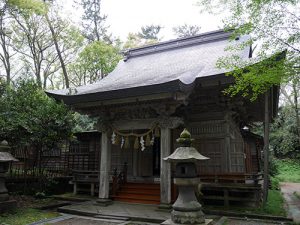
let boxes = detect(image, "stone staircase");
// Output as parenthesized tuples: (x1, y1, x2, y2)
(112, 182, 160, 204)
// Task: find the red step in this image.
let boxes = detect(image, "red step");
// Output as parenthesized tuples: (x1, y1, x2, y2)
(112, 182, 160, 204)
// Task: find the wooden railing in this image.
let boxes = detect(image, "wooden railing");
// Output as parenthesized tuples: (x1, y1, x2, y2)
(112, 162, 128, 196)
(199, 173, 263, 185)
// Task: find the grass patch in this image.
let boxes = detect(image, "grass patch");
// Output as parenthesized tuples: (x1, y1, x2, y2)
(205, 189, 286, 217)
(275, 159, 300, 183)
(0, 208, 59, 225)
(256, 189, 286, 216)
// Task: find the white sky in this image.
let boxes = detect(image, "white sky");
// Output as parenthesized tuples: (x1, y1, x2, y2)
(63, 0, 225, 42)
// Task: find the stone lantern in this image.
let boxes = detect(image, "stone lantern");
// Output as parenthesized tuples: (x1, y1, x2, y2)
(0, 140, 18, 212)
(162, 129, 210, 225)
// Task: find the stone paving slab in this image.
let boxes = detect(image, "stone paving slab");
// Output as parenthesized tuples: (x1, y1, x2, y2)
(281, 182, 300, 224)
(58, 201, 170, 223)
(51, 217, 120, 225)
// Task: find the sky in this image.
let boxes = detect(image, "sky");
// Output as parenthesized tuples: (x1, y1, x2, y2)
(63, 0, 225, 42)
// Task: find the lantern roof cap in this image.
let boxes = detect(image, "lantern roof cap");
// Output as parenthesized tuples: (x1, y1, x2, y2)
(0, 152, 18, 162)
(163, 147, 209, 163)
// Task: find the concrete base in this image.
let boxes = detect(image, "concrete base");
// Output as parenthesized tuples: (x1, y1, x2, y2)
(0, 200, 17, 213)
(161, 218, 213, 225)
(95, 198, 113, 206)
(158, 203, 172, 211)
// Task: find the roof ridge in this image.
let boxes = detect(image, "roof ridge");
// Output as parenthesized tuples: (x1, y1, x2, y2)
(123, 29, 233, 61)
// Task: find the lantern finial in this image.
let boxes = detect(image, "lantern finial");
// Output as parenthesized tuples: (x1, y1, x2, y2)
(176, 128, 194, 147)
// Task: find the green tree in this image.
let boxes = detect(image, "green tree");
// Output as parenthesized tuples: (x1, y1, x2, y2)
(68, 41, 121, 85)
(138, 25, 162, 40)
(0, 1, 15, 85)
(270, 106, 300, 159)
(0, 80, 75, 162)
(123, 33, 148, 49)
(7, 0, 46, 14)
(123, 25, 162, 49)
(73, 113, 97, 132)
(173, 24, 201, 38)
(198, 0, 299, 100)
(77, 0, 111, 43)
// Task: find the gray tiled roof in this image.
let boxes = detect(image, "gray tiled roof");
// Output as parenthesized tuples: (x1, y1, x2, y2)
(47, 30, 250, 98)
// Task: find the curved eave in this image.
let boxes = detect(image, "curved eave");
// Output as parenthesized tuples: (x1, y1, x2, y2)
(46, 79, 195, 106)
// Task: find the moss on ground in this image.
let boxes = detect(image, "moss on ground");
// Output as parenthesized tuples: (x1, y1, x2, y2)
(0, 208, 59, 225)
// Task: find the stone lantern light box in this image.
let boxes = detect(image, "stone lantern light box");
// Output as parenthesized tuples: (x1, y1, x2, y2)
(162, 129, 212, 225)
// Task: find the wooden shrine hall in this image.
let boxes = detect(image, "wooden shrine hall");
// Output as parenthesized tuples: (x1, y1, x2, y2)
(46, 30, 279, 207)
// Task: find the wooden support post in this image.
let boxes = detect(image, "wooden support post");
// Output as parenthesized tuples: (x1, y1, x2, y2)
(263, 91, 270, 206)
(97, 131, 112, 205)
(160, 127, 172, 207)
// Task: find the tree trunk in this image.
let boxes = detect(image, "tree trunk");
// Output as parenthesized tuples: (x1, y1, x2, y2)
(0, 12, 11, 85)
(292, 79, 300, 144)
(263, 90, 270, 206)
(45, 13, 70, 88)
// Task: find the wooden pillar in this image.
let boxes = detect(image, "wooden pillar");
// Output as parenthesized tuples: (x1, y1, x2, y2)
(160, 127, 172, 207)
(263, 91, 270, 206)
(98, 131, 112, 204)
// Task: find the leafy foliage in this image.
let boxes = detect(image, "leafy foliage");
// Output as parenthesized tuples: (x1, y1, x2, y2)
(220, 52, 287, 101)
(173, 24, 201, 38)
(198, 0, 300, 100)
(0, 80, 75, 149)
(123, 25, 162, 49)
(69, 41, 121, 85)
(73, 113, 97, 132)
(7, 0, 47, 15)
(275, 159, 300, 182)
(270, 106, 300, 158)
(78, 0, 111, 43)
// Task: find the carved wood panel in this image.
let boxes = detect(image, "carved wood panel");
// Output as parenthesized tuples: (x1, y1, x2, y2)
(193, 138, 225, 174)
(230, 141, 245, 173)
(189, 121, 226, 137)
